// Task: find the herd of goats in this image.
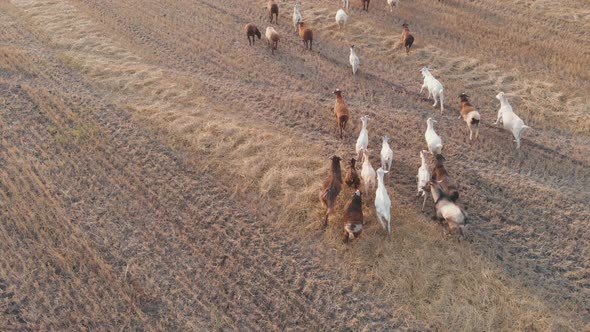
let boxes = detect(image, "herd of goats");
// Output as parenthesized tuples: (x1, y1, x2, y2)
(243, 0, 531, 242)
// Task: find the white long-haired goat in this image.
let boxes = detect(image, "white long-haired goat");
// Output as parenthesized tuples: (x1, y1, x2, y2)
(425, 117, 442, 154)
(349, 45, 360, 76)
(335, 9, 348, 30)
(375, 167, 391, 235)
(493, 92, 530, 149)
(420, 67, 444, 114)
(355, 115, 369, 160)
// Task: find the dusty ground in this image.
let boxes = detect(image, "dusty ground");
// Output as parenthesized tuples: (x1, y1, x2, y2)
(0, 0, 588, 330)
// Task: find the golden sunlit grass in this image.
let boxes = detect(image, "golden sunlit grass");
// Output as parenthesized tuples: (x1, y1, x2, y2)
(4, 0, 589, 330)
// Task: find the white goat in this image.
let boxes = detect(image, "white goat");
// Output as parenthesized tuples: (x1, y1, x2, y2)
(355, 115, 369, 160)
(335, 9, 348, 30)
(387, 0, 400, 12)
(427, 181, 467, 238)
(420, 67, 444, 114)
(349, 45, 360, 76)
(293, 2, 303, 33)
(375, 167, 391, 235)
(425, 117, 443, 154)
(380, 136, 393, 172)
(493, 91, 530, 149)
(416, 150, 432, 211)
(341, 0, 349, 11)
(360, 148, 376, 197)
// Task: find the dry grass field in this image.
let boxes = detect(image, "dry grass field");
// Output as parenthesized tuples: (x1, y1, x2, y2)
(1, 0, 588, 330)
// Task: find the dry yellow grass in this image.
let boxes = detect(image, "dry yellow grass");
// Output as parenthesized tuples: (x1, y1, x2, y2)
(2, 0, 588, 330)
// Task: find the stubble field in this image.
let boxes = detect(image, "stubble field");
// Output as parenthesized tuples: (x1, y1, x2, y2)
(0, 0, 588, 330)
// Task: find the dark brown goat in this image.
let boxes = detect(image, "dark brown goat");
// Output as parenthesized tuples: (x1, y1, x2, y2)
(244, 23, 261, 46)
(432, 154, 459, 202)
(268, 0, 279, 24)
(401, 23, 414, 54)
(333, 89, 350, 139)
(319, 156, 343, 227)
(362, 0, 370, 11)
(297, 22, 313, 50)
(342, 190, 363, 242)
(344, 158, 361, 189)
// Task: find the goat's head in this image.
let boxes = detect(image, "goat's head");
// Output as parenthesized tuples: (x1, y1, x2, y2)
(349, 158, 357, 167)
(354, 189, 361, 197)
(376, 167, 388, 177)
(420, 150, 432, 163)
(458, 92, 469, 102)
(330, 155, 342, 162)
(255, 29, 262, 39)
(434, 153, 446, 167)
(333, 88, 342, 96)
(402, 22, 409, 28)
(496, 91, 505, 100)
(360, 115, 369, 123)
(382, 135, 390, 143)
(426, 117, 437, 126)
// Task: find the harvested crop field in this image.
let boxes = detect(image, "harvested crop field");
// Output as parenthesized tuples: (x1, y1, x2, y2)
(0, 0, 588, 330)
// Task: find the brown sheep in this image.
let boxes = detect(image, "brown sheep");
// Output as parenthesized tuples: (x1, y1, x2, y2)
(244, 23, 261, 46)
(297, 22, 313, 50)
(344, 158, 361, 189)
(342, 190, 364, 242)
(268, 0, 279, 24)
(319, 156, 343, 227)
(432, 154, 459, 202)
(458, 93, 481, 140)
(401, 23, 414, 54)
(333, 89, 350, 139)
(362, 0, 370, 11)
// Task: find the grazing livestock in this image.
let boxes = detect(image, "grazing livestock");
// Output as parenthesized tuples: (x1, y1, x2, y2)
(431, 154, 459, 202)
(360, 149, 376, 198)
(319, 156, 343, 227)
(425, 117, 443, 154)
(244, 23, 261, 45)
(355, 115, 369, 160)
(494, 92, 530, 149)
(297, 22, 313, 50)
(427, 181, 467, 238)
(342, 190, 364, 242)
(265, 27, 280, 55)
(380, 136, 393, 172)
(268, 0, 279, 24)
(458, 93, 481, 140)
(387, 0, 400, 12)
(349, 45, 360, 75)
(293, 2, 303, 33)
(416, 150, 433, 211)
(344, 158, 361, 189)
(400, 23, 414, 54)
(333, 89, 350, 139)
(375, 168, 391, 235)
(362, 0, 370, 11)
(420, 67, 445, 113)
(335, 9, 348, 30)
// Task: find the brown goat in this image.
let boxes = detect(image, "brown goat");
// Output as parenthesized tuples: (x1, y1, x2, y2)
(342, 190, 364, 242)
(458, 93, 481, 140)
(297, 22, 313, 50)
(244, 23, 261, 46)
(333, 89, 350, 139)
(344, 158, 361, 189)
(401, 23, 414, 54)
(319, 156, 343, 227)
(431, 154, 459, 202)
(268, 0, 279, 24)
(362, 0, 370, 11)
